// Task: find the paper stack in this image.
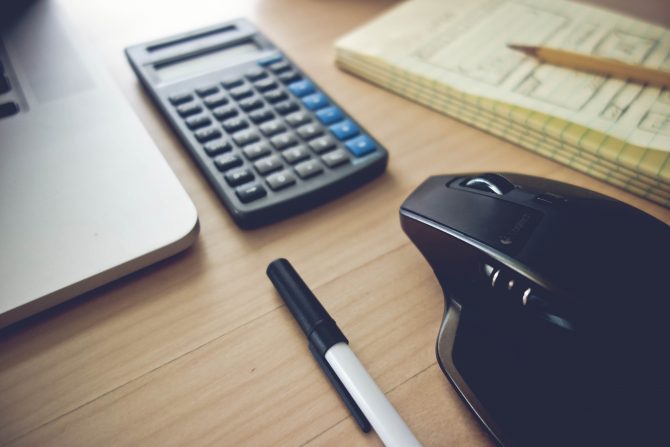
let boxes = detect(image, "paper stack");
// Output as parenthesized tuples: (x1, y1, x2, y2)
(335, 0, 670, 206)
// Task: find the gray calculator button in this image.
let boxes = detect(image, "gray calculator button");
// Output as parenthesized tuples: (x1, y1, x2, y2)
(260, 119, 286, 137)
(222, 117, 248, 133)
(194, 127, 222, 143)
(243, 142, 272, 160)
(309, 135, 337, 154)
(204, 92, 228, 108)
(282, 145, 310, 164)
(285, 111, 312, 127)
(254, 155, 283, 175)
(295, 159, 324, 179)
(230, 86, 253, 100)
(222, 77, 244, 89)
(196, 85, 219, 97)
(296, 123, 324, 141)
(177, 103, 202, 117)
(185, 115, 212, 130)
(266, 170, 296, 191)
(203, 139, 232, 157)
(254, 78, 278, 92)
(214, 153, 243, 172)
(239, 96, 263, 112)
(212, 104, 238, 120)
(233, 129, 261, 147)
(268, 61, 291, 74)
(249, 108, 274, 124)
(321, 148, 350, 168)
(245, 68, 267, 81)
(278, 70, 301, 84)
(264, 90, 288, 104)
(225, 168, 254, 187)
(270, 132, 298, 150)
(274, 100, 299, 115)
(169, 93, 193, 105)
(236, 183, 267, 203)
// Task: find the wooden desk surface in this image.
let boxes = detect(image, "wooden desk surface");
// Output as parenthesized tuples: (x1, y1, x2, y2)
(2, 1, 669, 445)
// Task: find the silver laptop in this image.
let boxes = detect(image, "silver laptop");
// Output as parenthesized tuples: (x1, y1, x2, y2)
(0, 1, 199, 328)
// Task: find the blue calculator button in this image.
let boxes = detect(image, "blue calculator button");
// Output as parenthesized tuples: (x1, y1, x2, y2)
(287, 80, 315, 97)
(345, 135, 376, 157)
(329, 119, 359, 140)
(257, 53, 283, 67)
(301, 92, 329, 111)
(316, 106, 344, 125)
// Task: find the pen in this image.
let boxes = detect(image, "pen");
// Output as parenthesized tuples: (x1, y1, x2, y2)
(508, 44, 670, 89)
(266, 258, 422, 447)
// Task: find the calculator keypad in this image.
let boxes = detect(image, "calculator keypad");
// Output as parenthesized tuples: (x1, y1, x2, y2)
(165, 53, 384, 224)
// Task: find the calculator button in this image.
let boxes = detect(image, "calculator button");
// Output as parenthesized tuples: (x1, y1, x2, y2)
(282, 145, 310, 164)
(196, 85, 220, 97)
(288, 80, 315, 97)
(274, 100, 299, 115)
(222, 117, 249, 133)
(194, 127, 222, 143)
(254, 155, 283, 175)
(236, 183, 267, 203)
(268, 61, 291, 74)
(249, 108, 274, 124)
(266, 170, 296, 191)
(245, 68, 267, 81)
(278, 70, 301, 84)
(260, 119, 286, 137)
(232, 129, 261, 147)
(309, 135, 337, 154)
(296, 123, 324, 141)
(203, 139, 232, 157)
(295, 159, 324, 179)
(222, 77, 244, 89)
(301, 92, 329, 111)
(264, 90, 288, 104)
(242, 142, 272, 160)
(254, 78, 278, 92)
(212, 105, 238, 121)
(322, 148, 350, 168)
(345, 134, 376, 157)
(225, 168, 255, 187)
(230, 86, 254, 100)
(239, 96, 264, 112)
(257, 53, 283, 67)
(285, 111, 312, 127)
(169, 93, 193, 105)
(214, 153, 243, 172)
(316, 106, 344, 125)
(176, 103, 202, 117)
(185, 115, 212, 130)
(329, 119, 359, 140)
(204, 93, 229, 108)
(271, 133, 298, 150)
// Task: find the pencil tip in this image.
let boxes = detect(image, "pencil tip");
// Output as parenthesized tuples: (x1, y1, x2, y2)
(507, 44, 536, 55)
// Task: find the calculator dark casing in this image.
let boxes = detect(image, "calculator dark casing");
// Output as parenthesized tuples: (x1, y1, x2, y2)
(125, 19, 387, 228)
(400, 173, 670, 446)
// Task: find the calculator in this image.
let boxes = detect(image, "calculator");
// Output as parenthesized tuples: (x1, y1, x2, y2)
(125, 19, 388, 228)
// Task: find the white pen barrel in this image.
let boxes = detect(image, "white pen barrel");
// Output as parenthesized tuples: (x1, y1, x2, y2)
(325, 342, 422, 447)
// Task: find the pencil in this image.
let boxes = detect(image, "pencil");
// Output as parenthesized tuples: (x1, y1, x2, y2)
(508, 44, 670, 89)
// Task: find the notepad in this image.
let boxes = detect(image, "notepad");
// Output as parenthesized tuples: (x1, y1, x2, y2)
(335, 0, 670, 206)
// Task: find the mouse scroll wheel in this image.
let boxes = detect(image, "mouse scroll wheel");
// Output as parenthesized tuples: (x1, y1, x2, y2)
(464, 174, 515, 195)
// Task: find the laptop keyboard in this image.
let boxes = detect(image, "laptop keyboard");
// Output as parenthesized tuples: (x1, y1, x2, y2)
(0, 53, 20, 119)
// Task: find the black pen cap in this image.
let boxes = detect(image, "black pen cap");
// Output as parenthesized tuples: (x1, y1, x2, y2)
(267, 258, 347, 355)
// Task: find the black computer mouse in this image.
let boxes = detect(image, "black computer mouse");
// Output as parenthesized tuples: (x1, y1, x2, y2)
(400, 173, 670, 447)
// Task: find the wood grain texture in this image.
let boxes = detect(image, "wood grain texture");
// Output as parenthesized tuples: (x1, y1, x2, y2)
(1, 0, 669, 445)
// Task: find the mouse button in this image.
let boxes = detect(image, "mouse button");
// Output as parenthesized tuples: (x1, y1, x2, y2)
(533, 192, 567, 206)
(462, 173, 515, 195)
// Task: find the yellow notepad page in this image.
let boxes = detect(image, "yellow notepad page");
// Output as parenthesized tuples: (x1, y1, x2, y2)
(336, 0, 670, 159)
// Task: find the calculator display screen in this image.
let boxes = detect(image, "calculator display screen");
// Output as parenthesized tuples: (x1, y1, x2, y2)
(155, 41, 261, 82)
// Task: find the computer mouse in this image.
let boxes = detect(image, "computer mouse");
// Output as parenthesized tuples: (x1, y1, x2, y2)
(400, 173, 670, 447)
